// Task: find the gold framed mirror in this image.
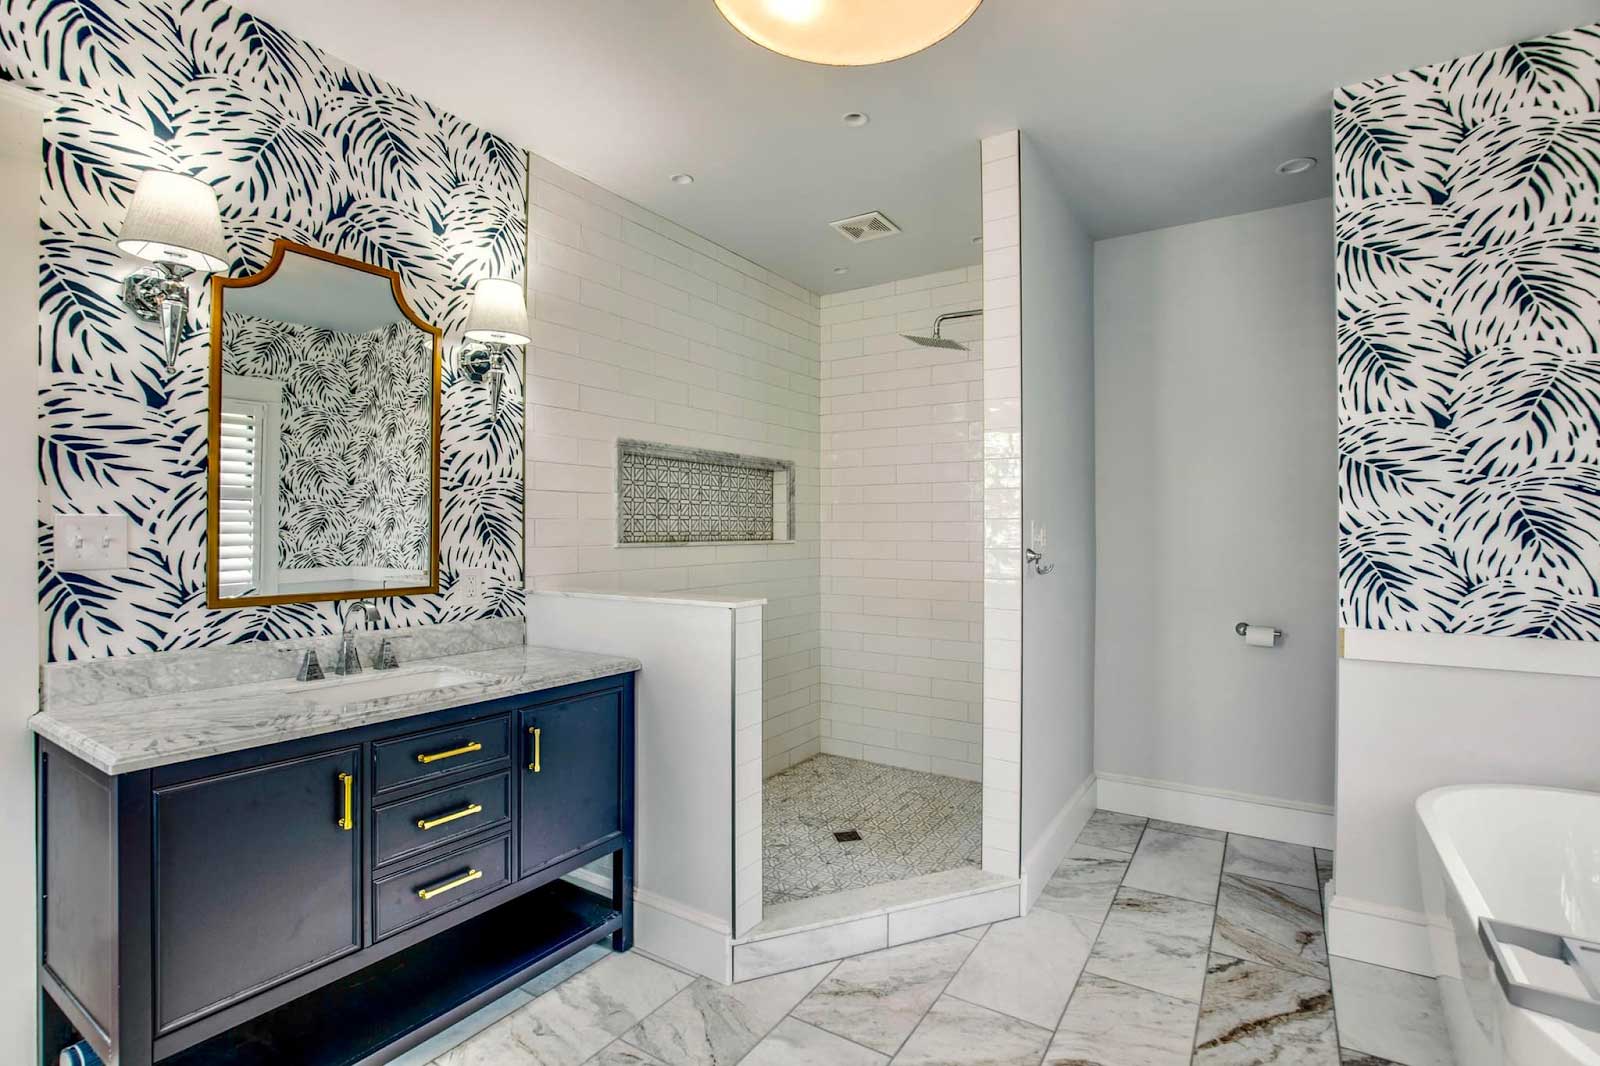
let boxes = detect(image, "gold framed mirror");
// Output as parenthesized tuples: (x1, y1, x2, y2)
(207, 240, 442, 609)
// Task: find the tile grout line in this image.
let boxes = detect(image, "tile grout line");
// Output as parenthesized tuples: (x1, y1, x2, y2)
(1187, 832, 1230, 1065)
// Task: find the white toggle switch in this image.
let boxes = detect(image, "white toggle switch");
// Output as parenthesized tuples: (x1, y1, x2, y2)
(54, 515, 129, 571)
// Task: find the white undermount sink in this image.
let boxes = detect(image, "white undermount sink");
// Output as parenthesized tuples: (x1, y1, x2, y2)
(293, 665, 496, 706)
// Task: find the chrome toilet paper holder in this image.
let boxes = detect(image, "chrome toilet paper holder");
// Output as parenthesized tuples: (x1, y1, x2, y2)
(1235, 622, 1283, 641)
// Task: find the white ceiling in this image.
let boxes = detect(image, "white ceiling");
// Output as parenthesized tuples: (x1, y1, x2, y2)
(238, 0, 1599, 294)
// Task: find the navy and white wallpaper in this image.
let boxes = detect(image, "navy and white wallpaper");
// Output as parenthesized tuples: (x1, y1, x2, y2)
(0, 0, 527, 660)
(222, 313, 431, 571)
(1335, 23, 1600, 639)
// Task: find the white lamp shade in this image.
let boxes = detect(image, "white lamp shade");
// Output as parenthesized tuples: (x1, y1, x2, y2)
(117, 170, 229, 273)
(465, 277, 530, 345)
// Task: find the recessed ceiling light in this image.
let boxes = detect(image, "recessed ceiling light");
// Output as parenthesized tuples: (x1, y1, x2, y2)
(842, 111, 870, 128)
(833, 266, 849, 275)
(1276, 157, 1317, 176)
(670, 173, 695, 185)
(714, 0, 983, 66)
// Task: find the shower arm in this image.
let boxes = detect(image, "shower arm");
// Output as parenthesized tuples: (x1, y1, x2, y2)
(930, 309, 983, 341)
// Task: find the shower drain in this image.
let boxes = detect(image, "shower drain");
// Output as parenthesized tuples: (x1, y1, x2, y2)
(833, 830, 863, 843)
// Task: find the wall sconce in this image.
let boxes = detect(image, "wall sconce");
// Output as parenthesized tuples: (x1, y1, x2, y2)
(116, 170, 229, 370)
(460, 277, 530, 413)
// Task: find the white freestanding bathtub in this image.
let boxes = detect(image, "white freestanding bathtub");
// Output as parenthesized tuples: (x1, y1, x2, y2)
(1417, 786, 1600, 1066)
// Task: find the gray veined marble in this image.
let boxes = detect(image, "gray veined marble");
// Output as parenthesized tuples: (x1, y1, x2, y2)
(434, 952, 693, 1066)
(1340, 1052, 1401, 1065)
(1077, 809, 1148, 854)
(1194, 953, 1338, 1065)
(1315, 848, 1335, 888)
(943, 906, 1100, 1028)
(1329, 956, 1453, 1066)
(1123, 828, 1226, 905)
(623, 963, 834, 1066)
(1223, 834, 1320, 890)
(587, 1043, 670, 1066)
(893, 996, 1052, 1066)
(790, 933, 974, 1055)
(1212, 873, 1327, 979)
(1034, 843, 1131, 923)
(1046, 973, 1200, 1066)
(33, 640, 640, 775)
(1147, 818, 1227, 842)
(1085, 887, 1216, 1003)
(738, 1017, 888, 1066)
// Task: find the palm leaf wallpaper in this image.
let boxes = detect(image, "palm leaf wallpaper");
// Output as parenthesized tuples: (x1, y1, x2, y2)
(0, 0, 527, 660)
(1336, 22, 1600, 638)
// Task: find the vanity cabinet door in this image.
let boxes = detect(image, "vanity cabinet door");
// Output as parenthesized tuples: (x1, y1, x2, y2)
(519, 689, 622, 877)
(152, 747, 362, 1034)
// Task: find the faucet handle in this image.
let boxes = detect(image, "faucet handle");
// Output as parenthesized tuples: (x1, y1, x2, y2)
(297, 649, 325, 682)
(374, 638, 399, 671)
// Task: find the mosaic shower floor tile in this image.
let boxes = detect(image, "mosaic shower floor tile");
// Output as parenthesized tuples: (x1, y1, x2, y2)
(762, 755, 981, 905)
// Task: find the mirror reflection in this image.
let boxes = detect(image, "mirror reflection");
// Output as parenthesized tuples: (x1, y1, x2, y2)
(210, 243, 440, 607)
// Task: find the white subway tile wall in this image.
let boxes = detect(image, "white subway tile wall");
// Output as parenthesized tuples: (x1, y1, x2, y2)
(817, 269, 985, 781)
(980, 130, 1023, 879)
(523, 153, 823, 773)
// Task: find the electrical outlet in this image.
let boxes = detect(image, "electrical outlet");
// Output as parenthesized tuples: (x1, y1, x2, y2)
(458, 567, 495, 601)
(54, 514, 129, 571)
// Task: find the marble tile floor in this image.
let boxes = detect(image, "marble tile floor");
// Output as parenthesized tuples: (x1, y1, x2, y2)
(402, 810, 1453, 1066)
(761, 755, 982, 906)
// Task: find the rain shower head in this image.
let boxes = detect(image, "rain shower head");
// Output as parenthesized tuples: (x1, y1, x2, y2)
(901, 308, 983, 351)
(901, 333, 968, 350)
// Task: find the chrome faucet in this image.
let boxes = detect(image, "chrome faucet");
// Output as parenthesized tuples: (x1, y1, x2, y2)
(334, 600, 376, 675)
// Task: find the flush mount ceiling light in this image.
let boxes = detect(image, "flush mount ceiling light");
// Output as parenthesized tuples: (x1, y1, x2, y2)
(670, 172, 695, 185)
(714, 0, 984, 66)
(1276, 156, 1318, 175)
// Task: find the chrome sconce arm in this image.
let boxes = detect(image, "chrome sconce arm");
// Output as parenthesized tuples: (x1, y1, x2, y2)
(119, 262, 196, 370)
(459, 341, 514, 413)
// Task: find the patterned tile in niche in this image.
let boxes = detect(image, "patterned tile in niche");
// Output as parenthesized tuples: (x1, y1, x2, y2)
(763, 756, 980, 905)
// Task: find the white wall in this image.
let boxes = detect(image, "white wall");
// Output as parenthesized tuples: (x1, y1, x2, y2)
(1092, 198, 1337, 810)
(1330, 650, 1600, 973)
(1017, 134, 1097, 893)
(1, 86, 41, 1065)
(522, 154, 823, 775)
(817, 268, 985, 780)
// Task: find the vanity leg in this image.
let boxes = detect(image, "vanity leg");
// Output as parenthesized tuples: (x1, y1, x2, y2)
(611, 845, 633, 951)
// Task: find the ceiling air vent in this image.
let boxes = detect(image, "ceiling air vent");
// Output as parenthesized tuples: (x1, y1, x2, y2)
(830, 210, 901, 244)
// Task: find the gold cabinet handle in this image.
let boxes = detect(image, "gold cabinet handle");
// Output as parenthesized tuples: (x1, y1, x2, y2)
(337, 772, 354, 831)
(416, 803, 483, 831)
(416, 741, 482, 765)
(528, 726, 541, 773)
(417, 868, 482, 901)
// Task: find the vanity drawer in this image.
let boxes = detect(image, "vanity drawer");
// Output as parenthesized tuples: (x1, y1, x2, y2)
(372, 771, 511, 868)
(371, 714, 509, 795)
(372, 833, 511, 941)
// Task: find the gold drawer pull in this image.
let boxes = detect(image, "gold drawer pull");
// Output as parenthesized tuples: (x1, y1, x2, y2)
(417, 803, 483, 831)
(417, 868, 482, 901)
(337, 772, 354, 831)
(528, 726, 541, 773)
(416, 741, 482, 765)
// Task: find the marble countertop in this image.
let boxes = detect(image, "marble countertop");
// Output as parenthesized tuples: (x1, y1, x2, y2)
(31, 643, 641, 776)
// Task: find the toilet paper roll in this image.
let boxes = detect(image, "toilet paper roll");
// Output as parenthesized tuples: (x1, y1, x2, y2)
(1243, 625, 1277, 648)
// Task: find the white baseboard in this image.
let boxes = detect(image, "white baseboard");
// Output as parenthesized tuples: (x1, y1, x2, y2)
(565, 869, 731, 982)
(1021, 773, 1097, 911)
(1326, 891, 1434, 977)
(1096, 772, 1335, 849)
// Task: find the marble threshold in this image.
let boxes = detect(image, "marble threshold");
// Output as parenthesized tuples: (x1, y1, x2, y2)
(33, 618, 639, 776)
(731, 868, 1021, 982)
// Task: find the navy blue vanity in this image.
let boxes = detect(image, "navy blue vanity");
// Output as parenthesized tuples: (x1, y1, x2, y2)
(36, 669, 636, 1066)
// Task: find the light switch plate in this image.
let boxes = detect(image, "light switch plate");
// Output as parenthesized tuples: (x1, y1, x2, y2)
(54, 514, 129, 571)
